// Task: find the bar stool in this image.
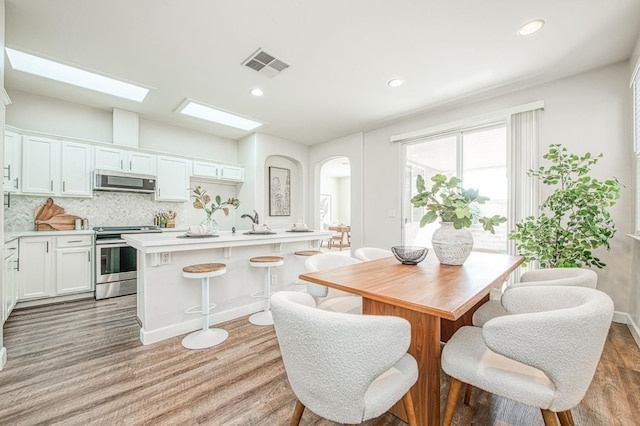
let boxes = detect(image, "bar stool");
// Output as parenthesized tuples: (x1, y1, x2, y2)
(249, 255, 284, 326)
(293, 250, 322, 286)
(182, 262, 228, 349)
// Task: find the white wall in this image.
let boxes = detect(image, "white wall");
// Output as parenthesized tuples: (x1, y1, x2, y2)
(238, 133, 310, 229)
(356, 61, 633, 314)
(309, 133, 363, 250)
(5, 89, 238, 162)
(628, 32, 640, 340)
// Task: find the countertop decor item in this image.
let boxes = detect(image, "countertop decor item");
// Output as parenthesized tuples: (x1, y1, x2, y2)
(508, 144, 621, 268)
(391, 246, 428, 265)
(34, 198, 81, 231)
(410, 174, 506, 265)
(191, 186, 240, 236)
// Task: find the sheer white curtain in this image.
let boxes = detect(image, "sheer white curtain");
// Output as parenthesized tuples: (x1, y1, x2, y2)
(508, 108, 542, 277)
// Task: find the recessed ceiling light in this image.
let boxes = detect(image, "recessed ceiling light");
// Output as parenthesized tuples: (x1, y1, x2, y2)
(250, 88, 264, 97)
(388, 79, 404, 88)
(518, 19, 545, 36)
(5, 47, 149, 102)
(176, 99, 263, 131)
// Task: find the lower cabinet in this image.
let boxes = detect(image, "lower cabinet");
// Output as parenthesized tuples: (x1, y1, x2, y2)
(17, 234, 93, 302)
(3, 239, 19, 321)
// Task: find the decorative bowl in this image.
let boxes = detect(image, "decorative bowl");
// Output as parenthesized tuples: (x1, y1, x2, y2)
(391, 246, 428, 265)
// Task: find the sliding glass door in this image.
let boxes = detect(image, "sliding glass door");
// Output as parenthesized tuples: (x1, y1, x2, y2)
(402, 123, 508, 252)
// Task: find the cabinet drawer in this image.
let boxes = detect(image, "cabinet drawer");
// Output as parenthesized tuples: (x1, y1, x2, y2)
(57, 235, 92, 247)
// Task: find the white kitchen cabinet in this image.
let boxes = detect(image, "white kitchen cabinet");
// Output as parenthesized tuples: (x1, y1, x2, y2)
(219, 165, 244, 181)
(3, 239, 19, 321)
(18, 237, 54, 300)
(21, 136, 59, 195)
(3, 131, 22, 193)
(95, 146, 155, 175)
(156, 156, 190, 201)
(61, 142, 93, 197)
(20, 137, 92, 197)
(55, 235, 93, 295)
(192, 160, 244, 182)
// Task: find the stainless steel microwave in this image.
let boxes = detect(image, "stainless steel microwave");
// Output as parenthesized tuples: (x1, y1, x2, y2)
(93, 169, 157, 193)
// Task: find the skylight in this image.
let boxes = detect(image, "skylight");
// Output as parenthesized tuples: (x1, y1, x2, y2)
(5, 48, 149, 102)
(176, 99, 263, 131)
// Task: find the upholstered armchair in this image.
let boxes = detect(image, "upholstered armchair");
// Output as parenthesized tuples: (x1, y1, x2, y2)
(442, 286, 613, 426)
(472, 267, 598, 326)
(304, 254, 362, 314)
(271, 291, 418, 426)
(353, 247, 393, 261)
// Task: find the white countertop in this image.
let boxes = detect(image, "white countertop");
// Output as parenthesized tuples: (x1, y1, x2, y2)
(4, 229, 95, 244)
(123, 229, 332, 253)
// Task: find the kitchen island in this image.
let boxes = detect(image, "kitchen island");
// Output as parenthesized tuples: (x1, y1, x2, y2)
(124, 229, 332, 345)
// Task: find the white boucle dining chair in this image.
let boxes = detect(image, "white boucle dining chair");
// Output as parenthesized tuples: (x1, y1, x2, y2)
(472, 267, 598, 327)
(271, 291, 418, 426)
(353, 247, 393, 262)
(304, 253, 363, 314)
(442, 286, 613, 426)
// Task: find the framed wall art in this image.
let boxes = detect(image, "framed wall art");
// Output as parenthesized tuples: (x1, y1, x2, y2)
(269, 166, 291, 216)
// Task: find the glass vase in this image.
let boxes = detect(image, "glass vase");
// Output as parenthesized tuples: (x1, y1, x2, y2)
(201, 215, 219, 236)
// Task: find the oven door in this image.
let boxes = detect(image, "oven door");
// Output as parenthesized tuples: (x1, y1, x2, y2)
(95, 239, 137, 284)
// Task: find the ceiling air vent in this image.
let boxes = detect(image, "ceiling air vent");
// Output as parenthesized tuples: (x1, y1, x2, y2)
(242, 48, 289, 78)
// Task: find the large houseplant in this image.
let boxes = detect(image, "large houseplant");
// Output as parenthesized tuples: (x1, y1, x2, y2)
(191, 185, 240, 235)
(508, 144, 620, 268)
(411, 174, 506, 265)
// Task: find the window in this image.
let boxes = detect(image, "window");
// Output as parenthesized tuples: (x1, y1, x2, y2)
(402, 123, 508, 252)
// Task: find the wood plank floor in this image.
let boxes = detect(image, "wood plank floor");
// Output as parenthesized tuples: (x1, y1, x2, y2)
(1, 295, 639, 425)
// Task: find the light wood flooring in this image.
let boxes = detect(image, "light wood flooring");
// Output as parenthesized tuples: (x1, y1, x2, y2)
(1, 295, 639, 425)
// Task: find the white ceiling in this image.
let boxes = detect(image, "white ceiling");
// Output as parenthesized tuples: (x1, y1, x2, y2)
(4, 1, 640, 145)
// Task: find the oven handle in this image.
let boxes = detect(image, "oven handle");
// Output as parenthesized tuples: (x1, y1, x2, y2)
(95, 240, 128, 247)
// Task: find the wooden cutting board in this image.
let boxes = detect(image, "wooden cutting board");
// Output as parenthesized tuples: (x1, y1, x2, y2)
(34, 198, 67, 230)
(35, 214, 81, 231)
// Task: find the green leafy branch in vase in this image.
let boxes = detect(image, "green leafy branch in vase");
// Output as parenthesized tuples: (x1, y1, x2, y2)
(410, 174, 507, 233)
(191, 185, 240, 217)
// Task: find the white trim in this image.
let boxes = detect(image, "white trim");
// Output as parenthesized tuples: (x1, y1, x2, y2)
(629, 55, 640, 88)
(3, 89, 11, 106)
(612, 311, 640, 349)
(139, 301, 263, 345)
(0, 347, 6, 371)
(390, 101, 545, 144)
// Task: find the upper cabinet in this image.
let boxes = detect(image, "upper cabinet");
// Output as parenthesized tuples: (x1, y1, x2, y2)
(4, 131, 22, 193)
(94, 146, 155, 175)
(192, 160, 244, 183)
(21, 136, 92, 197)
(156, 156, 190, 201)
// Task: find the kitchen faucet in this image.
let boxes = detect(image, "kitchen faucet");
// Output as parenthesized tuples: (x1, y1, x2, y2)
(241, 210, 259, 224)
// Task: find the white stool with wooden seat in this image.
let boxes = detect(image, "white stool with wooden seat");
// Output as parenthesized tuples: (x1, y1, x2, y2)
(249, 256, 284, 326)
(182, 262, 228, 350)
(293, 250, 322, 286)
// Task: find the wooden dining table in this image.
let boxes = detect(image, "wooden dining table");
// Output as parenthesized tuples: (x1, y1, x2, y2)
(299, 250, 524, 426)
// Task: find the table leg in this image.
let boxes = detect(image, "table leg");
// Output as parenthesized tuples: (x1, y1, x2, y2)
(363, 298, 441, 426)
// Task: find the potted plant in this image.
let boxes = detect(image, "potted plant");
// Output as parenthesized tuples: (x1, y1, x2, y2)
(508, 144, 621, 268)
(411, 174, 506, 265)
(191, 185, 240, 235)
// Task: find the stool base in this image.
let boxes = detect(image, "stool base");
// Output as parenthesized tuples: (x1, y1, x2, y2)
(249, 310, 273, 326)
(181, 328, 229, 349)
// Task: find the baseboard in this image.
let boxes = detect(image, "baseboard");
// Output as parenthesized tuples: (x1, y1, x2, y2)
(0, 347, 7, 371)
(140, 301, 263, 345)
(613, 310, 640, 349)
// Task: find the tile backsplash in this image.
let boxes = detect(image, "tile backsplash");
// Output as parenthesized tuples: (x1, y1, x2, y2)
(4, 192, 187, 232)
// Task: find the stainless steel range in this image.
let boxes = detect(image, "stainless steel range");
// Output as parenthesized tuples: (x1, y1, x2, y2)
(94, 225, 162, 300)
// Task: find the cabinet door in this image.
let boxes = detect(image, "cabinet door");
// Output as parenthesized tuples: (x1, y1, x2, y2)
(61, 142, 93, 197)
(156, 156, 190, 201)
(220, 165, 244, 181)
(21, 136, 59, 194)
(3, 244, 19, 321)
(18, 237, 53, 300)
(192, 160, 219, 178)
(3, 131, 22, 193)
(56, 246, 93, 295)
(95, 146, 125, 171)
(127, 151, 155, 175)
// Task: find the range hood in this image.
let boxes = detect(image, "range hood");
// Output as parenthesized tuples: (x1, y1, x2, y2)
(94, 169, 156, 194)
